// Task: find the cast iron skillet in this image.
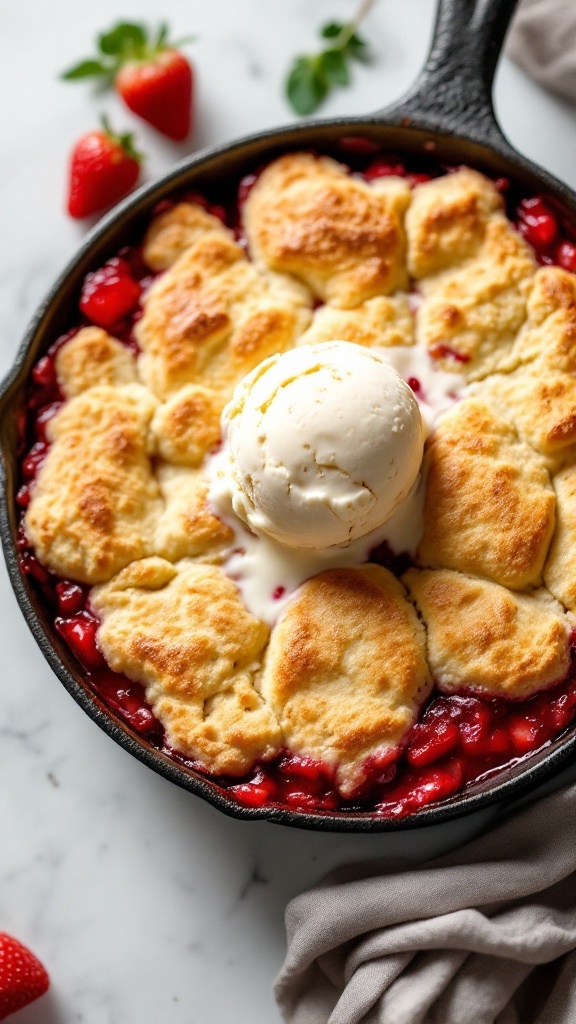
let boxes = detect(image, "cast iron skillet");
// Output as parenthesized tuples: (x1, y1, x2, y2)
(2, 0, 576, 832)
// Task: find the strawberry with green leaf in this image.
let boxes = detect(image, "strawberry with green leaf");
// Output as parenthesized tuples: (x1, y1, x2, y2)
(67, 116, 142, 219)
(62, 22, 194, 141)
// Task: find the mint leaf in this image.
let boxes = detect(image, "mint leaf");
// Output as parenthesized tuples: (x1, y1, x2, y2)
(286, 57, 328, 115)
(319, 49, 350, 86)
(284, 2, 374, 116)
(345, 33, 370, 63)
(321, 21, 345, 39)
(61, 59, 109, 80)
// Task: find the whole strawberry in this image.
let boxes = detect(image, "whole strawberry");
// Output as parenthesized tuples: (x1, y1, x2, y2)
(67, 116, 142, 219)
(62, 22, 194, 141)
(0, 932, 49, 1020)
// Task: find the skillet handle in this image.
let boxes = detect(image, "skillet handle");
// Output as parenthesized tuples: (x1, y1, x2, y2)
(378, 0, 519, 151)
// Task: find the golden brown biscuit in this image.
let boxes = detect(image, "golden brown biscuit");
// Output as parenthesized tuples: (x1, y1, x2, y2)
(142, 201, 232, 270)
(153, 463, 233, 562)
(297, 295, 414, 349)
(473, 367, 576, 468)
(92, 558, 280, 775)
(136, 231, 311, 399)
(404, 567, 571, 699)
(151, 384, 223, 466)
(259, 565, 431, 797)
(154, 676, 282, 776)
(417, 218, 536, 379)
(55, 327, 138, 398)
(26, 385, 161, 584)
(544, 464, 576, 612)
(243, 152, 410, 308)
(510, 267, 576, 373)
(418, 399, 556, 589)
(406, 169, 503, 279)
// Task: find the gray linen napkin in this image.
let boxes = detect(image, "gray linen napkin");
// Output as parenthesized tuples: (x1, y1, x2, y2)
(275, 782, 576, 1024)
(508, 0, 576, 101)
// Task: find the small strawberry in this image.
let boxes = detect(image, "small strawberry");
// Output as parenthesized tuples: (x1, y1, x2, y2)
(116, 49, 193, 142)
(62, 22, 194, 141)
(0, 932, 49, 1020)
(67, 116, 142, 219)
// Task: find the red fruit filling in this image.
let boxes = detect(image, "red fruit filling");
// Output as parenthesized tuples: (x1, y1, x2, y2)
(35, 402, 62, 443)
(556, 240, 576, 273)
(338, 136, 381, 155)
(21, 441, 48, 480)
(95, 670, 158, 734)
(407, 717, 460, 766)
(55, 613, 106, 672)
(406, 172, 432, 187)
(15, 151, 576, 818)
(79, 257, 141, 330)
(27, 330, 78, 416)
(16, 484, 31, 508)
(377, 757, 464, 817)
(52, 603, 158, 735)
(517, 196, 558, 249)
(364, 159, 406, 181)
(32, 354, 57, 390)
(55, 581, 86, 616)
(429, 344, 472, 363)
(237, 172, 260, 207)
(19, 550, 51, 587)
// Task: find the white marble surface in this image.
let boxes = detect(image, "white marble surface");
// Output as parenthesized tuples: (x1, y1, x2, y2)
(1, 2, 576, 1022)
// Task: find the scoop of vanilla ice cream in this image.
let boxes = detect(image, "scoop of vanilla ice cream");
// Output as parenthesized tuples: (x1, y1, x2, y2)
(219, 341, 424, 549)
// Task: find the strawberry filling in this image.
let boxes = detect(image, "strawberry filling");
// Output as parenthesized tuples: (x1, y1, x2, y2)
(556, 240, 576, 273)
(364, 159, 407, 180)
(79, 257, 141, 330)
(429, 344, 471, 364)
(55, 581, 86, 616)
(407, 376, 422, 394)
(517, 196, 559, 249)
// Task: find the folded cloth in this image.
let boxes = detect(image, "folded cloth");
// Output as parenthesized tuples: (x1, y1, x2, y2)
(275, 782, 576, 1024)
(508, 0, 576, 102)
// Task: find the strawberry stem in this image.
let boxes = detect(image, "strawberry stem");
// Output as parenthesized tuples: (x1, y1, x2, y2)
(331, 0, 377, 50)
(100, 114, 143, 163)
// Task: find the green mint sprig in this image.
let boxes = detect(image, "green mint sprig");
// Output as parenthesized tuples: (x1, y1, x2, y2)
(285, 12, 372, 116)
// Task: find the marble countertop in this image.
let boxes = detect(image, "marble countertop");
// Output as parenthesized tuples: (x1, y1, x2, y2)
(2, 2, 576, 1021)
